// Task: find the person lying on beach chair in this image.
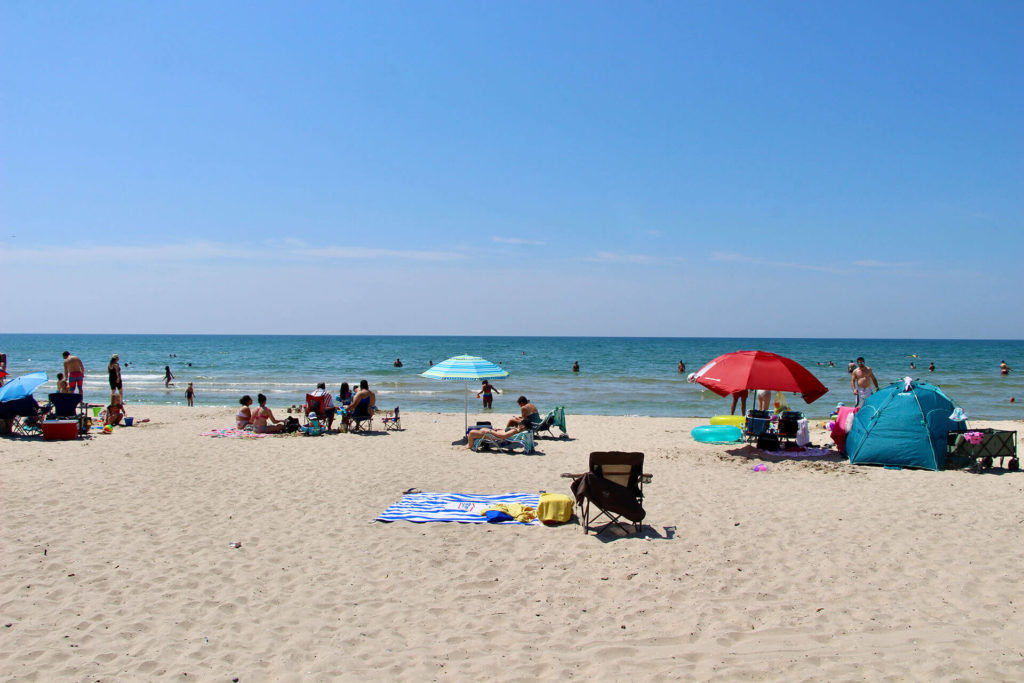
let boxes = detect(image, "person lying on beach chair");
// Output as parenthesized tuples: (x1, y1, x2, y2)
(466, 422, 533, 454)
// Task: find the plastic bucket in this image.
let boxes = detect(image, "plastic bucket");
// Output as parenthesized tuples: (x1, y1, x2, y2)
(124, 417, 134, 427)
(92, 406, 102, 417)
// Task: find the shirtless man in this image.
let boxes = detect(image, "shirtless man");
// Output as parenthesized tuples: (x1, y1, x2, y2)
(62, 351, 85, 394)
(851, 357, 879, 407)
(1000, 360, 1011, 375)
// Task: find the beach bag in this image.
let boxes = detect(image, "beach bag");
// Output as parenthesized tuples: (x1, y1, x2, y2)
(756, 434, 780, 451)
(284, 416, 300, 433)
(537, 493, 573, 524)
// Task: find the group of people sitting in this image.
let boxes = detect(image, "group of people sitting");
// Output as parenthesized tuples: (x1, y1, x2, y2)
(234, 380, 376, 434)
(464, 395, 541, 450)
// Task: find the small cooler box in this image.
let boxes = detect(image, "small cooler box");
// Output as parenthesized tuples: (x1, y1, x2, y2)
(42, 419, 79, 441)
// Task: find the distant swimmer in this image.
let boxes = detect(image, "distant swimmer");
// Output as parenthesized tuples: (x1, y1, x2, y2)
(1000, 360, 1011, 375)
(678, 360, 685, 374)
(393, 358, 403, 368)
(62, 351, 85, 394)
(164, 365, 175, 388)
(847, 360, 856, 373)
(851, 357, 879, 407)
(828, 361, 835, 367)
(572, 360, 580, 373)
(910, 362, 916, 370)
(928, 362, 935, 372)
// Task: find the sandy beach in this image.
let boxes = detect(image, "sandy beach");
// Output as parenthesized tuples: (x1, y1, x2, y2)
(2, 406, 1022, 681)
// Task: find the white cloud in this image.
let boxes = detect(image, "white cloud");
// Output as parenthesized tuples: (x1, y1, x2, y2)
(589, 251, 659, 264)
(709, 251, 842, 273)
(493, 236, 545, 246)
(853, 259, 912, 268)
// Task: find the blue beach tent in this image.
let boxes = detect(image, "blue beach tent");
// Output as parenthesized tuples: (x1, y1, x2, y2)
(845, 380, 963, 471)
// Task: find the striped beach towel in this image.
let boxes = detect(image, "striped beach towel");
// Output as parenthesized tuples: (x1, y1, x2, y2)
(376, 492, 541, 525)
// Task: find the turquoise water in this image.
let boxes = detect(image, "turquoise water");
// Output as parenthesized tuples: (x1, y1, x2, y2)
(1, 334, 1021, 420)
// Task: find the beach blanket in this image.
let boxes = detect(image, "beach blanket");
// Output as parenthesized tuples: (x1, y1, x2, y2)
(200, 428, 269, 439)
(376, 492, 541, 525)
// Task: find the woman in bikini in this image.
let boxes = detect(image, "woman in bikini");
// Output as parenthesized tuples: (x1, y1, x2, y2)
(464, 422, 528, 450)
(252, 393, 285, 433)
(236, 395, 253, 430)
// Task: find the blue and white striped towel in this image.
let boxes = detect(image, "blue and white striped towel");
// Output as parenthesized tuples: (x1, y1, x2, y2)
(376, 492, 541, 524)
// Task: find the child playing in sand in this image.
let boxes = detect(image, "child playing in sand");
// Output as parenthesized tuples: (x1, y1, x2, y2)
(185, 382, 195, 407)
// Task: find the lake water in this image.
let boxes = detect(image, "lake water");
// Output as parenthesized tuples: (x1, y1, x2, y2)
(1, 334, 1021, 420)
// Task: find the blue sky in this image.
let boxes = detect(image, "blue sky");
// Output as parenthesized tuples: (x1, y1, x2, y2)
(2, 1, 1021, 337)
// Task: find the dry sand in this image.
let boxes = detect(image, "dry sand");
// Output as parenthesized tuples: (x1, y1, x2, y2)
(2, 406, 1022, 681)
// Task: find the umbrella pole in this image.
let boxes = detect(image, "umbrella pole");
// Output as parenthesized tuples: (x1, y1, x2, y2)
(464, 381, 468, 434)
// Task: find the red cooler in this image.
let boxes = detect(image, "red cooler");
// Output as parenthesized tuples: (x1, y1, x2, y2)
(42, 419, 78, 441)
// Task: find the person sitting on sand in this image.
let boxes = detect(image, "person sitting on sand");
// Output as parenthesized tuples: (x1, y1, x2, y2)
(506, 396, 540, 430)
(236, 395, 253, 430)
(104, 393, 126, 426)
(252, 393, 285, 433)
(464, 422, 529, 450)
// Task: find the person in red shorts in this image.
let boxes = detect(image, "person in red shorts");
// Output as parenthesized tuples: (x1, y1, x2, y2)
(62, 351, 85, 394)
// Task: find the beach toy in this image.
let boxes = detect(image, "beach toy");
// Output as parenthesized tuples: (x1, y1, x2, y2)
(124, 417, 134, 427)
(103, 424, 113, 434)
(709, 415, 745, 428)
(691, 425, 742, 443)
(753, 463, 768, 472)
(92, 406, 101, 417)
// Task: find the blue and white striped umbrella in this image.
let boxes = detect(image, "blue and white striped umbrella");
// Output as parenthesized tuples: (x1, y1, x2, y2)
(421, 355, 509, 431)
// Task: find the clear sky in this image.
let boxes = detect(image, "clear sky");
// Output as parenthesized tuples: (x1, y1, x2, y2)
(2, 1, 1021, 337)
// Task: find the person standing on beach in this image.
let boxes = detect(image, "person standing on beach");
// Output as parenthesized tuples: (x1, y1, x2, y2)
(478, 380, 500, 409)
(62, 351, 85, 394)
(730, 390, 748, 415)
(1000, 360, 1011, 375)
(164, 365, 175, 388)
(851, 357, 879, 407)
(185, 383, 195, 407)
(108, 355, 123, 399)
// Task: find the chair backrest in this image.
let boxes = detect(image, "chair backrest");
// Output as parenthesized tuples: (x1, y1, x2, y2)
(534, 412, 555, 431)
(589, 452, 644, 491)
(305, 393, 324, 416)
(48, 392, 82, 417)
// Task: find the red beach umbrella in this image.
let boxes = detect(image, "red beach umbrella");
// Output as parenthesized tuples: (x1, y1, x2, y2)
(692, 350, 829, 404)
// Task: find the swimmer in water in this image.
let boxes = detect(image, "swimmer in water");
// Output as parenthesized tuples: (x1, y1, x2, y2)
(928, 362, 934, 372)
(1000, 360, 1011, 375)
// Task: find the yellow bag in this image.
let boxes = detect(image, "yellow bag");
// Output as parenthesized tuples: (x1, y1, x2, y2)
(537, 493, 574, 524)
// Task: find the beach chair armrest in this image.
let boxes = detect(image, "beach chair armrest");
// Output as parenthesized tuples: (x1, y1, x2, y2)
(641, 474, 653, 483)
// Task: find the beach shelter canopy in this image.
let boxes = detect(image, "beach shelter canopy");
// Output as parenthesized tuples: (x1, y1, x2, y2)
(846, 379, 962, 471)
(692, 350, 828, 404)
(421, 355, 509, 431)
(0, 371, 47, 403)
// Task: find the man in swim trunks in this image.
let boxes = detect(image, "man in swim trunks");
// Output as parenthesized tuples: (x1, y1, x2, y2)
(62, 351, 85, 394)
(851, 357, 879, 407)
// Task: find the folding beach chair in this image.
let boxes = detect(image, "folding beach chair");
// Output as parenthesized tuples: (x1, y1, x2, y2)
(564, 452, 651, 536)
(348, 405, 374, 433)
(743, 409, 773, 444)
(533, 406, 568, 439)
(473, 429, 534, 455)
(0, 396, 47, 437)
(380, 406, 401, 431)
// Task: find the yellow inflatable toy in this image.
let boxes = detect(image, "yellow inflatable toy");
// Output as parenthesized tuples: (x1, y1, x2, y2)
(709, 415, 746, 428)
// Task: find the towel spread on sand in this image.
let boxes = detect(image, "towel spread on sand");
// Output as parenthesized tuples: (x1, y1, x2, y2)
(376, 492, 541, 524)
(200, 428, 269, 439)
